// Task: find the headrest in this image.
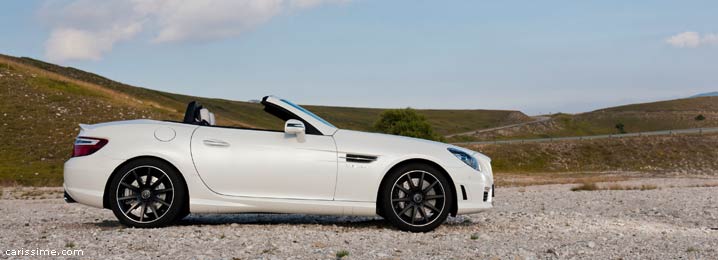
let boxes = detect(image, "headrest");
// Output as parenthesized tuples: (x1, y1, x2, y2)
(199, 108, 211, 126)
(208, 112, 216, 126)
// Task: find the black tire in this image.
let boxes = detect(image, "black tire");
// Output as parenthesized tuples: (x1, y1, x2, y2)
(108, 158, 187, 228)
(379, 163, 453, 232)
(177, 211, 190, 221)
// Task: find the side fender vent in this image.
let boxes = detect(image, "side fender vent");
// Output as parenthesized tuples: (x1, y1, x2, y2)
(460, 185, 468, 200)
(344, 154, 378, 163)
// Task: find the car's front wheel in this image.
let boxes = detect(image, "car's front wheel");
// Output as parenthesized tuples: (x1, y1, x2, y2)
(108, 158, 186, 228)
(379, 163, 453, 232)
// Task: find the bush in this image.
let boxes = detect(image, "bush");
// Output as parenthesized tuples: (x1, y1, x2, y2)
(374, 108, 442, 141)
(571, 182, 658, 191)
(615, 123, 626, 134)
(695, 114, 706, 121)
(335, 250, 349, 259)
(570, 182, 599, 191)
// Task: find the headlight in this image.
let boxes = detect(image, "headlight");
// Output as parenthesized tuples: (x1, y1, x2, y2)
(447, 148, 480, 171)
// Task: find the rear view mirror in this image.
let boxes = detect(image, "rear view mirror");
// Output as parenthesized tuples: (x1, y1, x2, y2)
(284, 119, 306, 142)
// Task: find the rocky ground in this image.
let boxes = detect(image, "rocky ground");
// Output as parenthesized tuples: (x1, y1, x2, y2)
(1, 177, 717, 259)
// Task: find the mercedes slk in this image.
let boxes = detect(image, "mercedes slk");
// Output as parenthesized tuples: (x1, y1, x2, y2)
(64, 96, 494, 232)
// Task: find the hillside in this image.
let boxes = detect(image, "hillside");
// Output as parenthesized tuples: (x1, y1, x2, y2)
(452, 96, 718, 141)
(0, 54, 530, 185)
(463, 132, 718, 175)
(692, 91, 718, 98)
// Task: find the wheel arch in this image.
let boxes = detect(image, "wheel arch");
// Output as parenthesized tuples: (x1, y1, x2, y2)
(376, 158, 458, 218)
(102, 155, 190, 217)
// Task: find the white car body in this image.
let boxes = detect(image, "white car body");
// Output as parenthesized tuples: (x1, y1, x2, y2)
(64, 96, 493, 229)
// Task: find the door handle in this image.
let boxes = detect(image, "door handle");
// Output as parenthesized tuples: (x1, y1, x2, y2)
(203, 139, 230, 147)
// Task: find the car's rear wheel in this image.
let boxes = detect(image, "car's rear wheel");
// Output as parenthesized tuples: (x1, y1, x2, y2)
(109, 158, 186, 228)
(380, 163, 453, 232)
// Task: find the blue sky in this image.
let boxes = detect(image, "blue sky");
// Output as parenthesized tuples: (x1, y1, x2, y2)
(1, 0, 716, 115)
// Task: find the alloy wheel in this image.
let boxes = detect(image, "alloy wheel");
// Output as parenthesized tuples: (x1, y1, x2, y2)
(390, 170, 446, 227)
(115, 166, 175, 224)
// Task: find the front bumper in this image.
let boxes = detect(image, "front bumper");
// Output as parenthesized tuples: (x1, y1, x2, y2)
(449, 165, 494, 215)
(63, 190, 76, 203)
(456, 183, 494, 214)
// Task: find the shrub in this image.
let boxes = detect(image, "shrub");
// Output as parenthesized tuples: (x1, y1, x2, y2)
(374, 108, 442, 141)
(336, 250, 350, 259)
(571, 182, 599, 191)
(615, 123, 626, 134)
(695, 114, 706, 121)
(573, 183, 658, 191)
(605, 184, 658, 191)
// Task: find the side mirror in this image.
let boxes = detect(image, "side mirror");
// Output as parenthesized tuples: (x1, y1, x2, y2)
(284, 119, 306, 142)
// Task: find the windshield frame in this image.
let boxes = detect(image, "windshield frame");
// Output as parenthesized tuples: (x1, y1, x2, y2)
(280, 99, 337, 128)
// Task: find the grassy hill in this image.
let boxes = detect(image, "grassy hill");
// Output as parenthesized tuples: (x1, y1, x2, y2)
(465, 132, 718, 175)
(454, 96, 718, 142)
(0, 54, 530, 185)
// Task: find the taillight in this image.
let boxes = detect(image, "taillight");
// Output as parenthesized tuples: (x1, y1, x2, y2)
(72, 137, 108, 157)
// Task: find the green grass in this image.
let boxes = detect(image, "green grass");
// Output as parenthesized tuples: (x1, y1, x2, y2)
(31, 77, 105, 98)
(335, 250, 350, 259)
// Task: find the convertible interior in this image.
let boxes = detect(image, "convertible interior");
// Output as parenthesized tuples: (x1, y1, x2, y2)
(181, 99, 322, 135)
(183, 101, 216, 126)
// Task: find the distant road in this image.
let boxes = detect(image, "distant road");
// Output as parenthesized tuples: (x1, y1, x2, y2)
(445, 116, 551, 138)
(452, 127, 718, 145)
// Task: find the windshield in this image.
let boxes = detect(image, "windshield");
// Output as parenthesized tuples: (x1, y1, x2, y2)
(280, 99, 336, 128)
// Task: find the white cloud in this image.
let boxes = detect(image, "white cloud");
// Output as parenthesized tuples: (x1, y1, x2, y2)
(289, 0, 350, 9)
(46, 24, 141, 61)
(42, 0, 349, 62)
(666, 31, 718, 48)
(703, 33, 718, 45)
(149, 0, 284, 43)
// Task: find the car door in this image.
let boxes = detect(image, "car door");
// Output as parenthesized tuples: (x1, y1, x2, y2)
(190, 126, 338, 200)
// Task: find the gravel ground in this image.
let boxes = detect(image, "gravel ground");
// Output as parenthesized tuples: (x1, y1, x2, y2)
(1, 177, 717, 260)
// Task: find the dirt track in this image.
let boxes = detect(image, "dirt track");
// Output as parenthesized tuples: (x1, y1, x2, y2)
(1, 177, 717, 259)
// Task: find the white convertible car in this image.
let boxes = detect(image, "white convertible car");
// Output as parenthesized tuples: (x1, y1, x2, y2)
(64, 96, 493, 232)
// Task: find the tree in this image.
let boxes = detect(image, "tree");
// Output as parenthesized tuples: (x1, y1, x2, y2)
(615, 123, 626, 134)
(374, 108, 442, 141)
(695, 114, 706, 121)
